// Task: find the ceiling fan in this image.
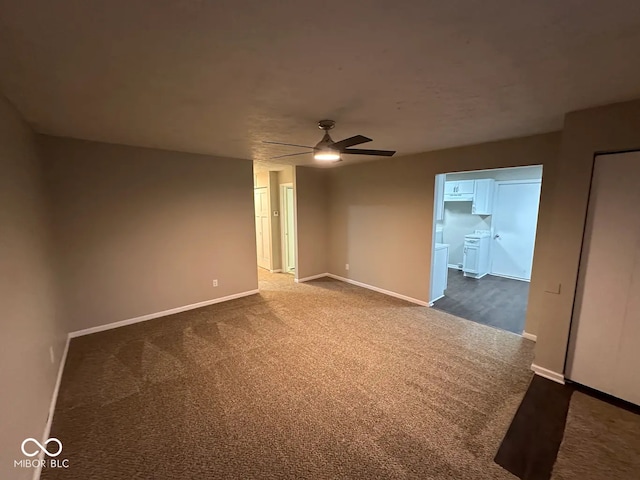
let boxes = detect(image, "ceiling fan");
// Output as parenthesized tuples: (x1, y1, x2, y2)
(263, 120, 396, 162)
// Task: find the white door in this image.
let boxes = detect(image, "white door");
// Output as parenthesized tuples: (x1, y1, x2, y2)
(254, 187, 270, 269)
(281, 185, 296, 273)
(491, 181, 542, 280)
(567, 152, 640, 405)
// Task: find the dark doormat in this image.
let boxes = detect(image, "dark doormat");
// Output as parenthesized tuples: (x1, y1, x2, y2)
(494, 375, 574, 480)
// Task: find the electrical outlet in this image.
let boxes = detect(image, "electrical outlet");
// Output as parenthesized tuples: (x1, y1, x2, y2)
(212, 279, 218, 287)
(49, 346, 55, 364)
(345, 264, 349, 271)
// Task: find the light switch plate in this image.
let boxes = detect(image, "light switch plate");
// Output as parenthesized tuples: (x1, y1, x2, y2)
(544, 282, 561, 294)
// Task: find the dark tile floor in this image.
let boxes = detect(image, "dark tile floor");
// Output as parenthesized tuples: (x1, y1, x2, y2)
(495, 376, 573, 480)
(433, 268, 530, 335)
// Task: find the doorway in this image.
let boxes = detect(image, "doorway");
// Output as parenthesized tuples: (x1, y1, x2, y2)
(429, 166, 543, 335)
(253, 164, 296, 279)
(254, 187, 270, 270)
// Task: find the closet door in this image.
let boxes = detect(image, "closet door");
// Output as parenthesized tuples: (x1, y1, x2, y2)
(615, 226, 640, 404)
(567, 151, 640, 405)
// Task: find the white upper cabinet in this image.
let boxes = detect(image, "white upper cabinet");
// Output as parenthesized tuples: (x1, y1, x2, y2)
(472, 179, 495, 215)
(444, 180, 475, 199)
(443, 178, 495, 214)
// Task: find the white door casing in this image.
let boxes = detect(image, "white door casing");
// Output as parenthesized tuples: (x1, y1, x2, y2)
(280, 184, 296, 273)
(491, 181, 542, 281)
(430, 174, 447, 304)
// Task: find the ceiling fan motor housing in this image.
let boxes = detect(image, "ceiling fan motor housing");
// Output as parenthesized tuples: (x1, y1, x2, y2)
(318, 119, 336, 131)
(315, 132, 335, 150)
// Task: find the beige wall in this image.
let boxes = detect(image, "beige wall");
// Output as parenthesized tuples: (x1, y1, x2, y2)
(269, 171, 282, 271)
(0, 97, 65, 480)
(43, 136, 258, 333)
(532, 99, 640, 374)
(328, 132, 561, 331)
(295, 166, 329, 279)
(278, 167, 294, 185)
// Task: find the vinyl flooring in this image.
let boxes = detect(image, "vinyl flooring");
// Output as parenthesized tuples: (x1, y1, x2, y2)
(433, 268, 530, 335)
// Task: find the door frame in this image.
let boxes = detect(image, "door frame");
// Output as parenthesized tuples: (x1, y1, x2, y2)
(490, 179, 542, 281)
(280, 183, 296, 274)
(430, 174, 447, 304)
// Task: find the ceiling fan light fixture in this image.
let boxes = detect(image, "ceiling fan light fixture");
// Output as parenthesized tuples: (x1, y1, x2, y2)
(264, 119, 395, 161)
(313, 149, 341, 162)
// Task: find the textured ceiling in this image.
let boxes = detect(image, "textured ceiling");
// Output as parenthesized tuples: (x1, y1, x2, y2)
(1, 0, 640, 167)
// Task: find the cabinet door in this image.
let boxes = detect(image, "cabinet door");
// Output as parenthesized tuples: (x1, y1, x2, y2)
(444, 181, 457, 195)
(457, 180, 475, 195)
(445, 180, 475, 195)
(463, 245, 479, 273)
(473, 179, 494, 215)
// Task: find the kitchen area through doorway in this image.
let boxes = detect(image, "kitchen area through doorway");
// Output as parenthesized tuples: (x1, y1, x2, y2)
(429, 166, 543, 336)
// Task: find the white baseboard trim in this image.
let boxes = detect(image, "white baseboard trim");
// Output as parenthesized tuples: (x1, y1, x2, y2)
(464, 271, 489, 279)
(522, 331, 537, 342)
(68, 289, 260, 338)
(448, 264, 462, 270)
(326, 273, 430, 307)
(34, 335, 70, 480)
(270, 269, 282, 273)
(295, 273, 329, 283)
(489, 272, 531, 282)
(531, 363, 565, 385)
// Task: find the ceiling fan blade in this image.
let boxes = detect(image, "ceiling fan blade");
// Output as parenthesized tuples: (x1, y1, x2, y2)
(330, 135, 372, 151)
(263, 141, 314, 149)
(269, 151, 311, 159)
(342, 148, 396, 157)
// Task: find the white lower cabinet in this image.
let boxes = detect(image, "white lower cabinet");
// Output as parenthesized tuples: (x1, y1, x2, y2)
(463, 236, 490, 279)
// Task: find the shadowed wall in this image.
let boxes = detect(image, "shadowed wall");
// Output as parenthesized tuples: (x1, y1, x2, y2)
(0, 96, 65, 480)
(42, 136, 258, 333)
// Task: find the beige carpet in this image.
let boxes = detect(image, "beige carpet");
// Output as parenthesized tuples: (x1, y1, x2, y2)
(551, 391, 640, 480)
(44, 270, 535, 479)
